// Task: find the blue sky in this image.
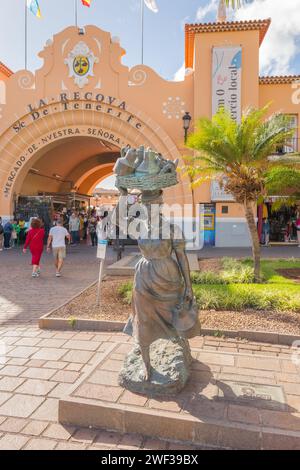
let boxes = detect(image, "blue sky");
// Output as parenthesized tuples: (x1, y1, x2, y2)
(0, 0, 206, 80)
(1, 1, 300, 80)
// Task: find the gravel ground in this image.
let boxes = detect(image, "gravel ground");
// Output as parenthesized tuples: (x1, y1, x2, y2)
(49, 276, 132, 322)
(200, 309, 300, 335)
(199, 258, 222, 272)
(50, 275, 300, 335)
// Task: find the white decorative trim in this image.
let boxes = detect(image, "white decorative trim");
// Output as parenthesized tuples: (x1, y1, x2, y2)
(128, 69, 147, 87)
(162, 97, 185, 120)
(18, 73, 35, 90)
(61, 39, 70, 55)
(93, 37, 102, 53)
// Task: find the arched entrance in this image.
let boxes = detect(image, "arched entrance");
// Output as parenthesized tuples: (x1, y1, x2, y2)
(18, 137, 118, 197)
(0, 24, 194, 222)
(0, 105, 192, 217)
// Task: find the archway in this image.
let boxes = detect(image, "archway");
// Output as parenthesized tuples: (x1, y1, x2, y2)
(88, 172, 115, 196)
(18, 137, 119, 198)
(76, 165, 115, 195)
(0, 104, 192, 217)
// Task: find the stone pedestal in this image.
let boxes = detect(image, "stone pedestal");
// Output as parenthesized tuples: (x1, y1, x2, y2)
(118, 338, 193, 397)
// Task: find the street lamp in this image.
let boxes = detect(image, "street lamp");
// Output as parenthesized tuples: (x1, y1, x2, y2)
(183, 112, 192, 144)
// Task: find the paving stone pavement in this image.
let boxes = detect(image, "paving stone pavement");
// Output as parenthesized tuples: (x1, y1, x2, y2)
(0, 244, 299, 450)
(0, 327, 212, 450)
(0, 328, 298, 449)
(0, 244, 117, 326)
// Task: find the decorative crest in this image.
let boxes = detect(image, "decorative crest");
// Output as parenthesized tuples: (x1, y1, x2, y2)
(64, 41, 99, 88)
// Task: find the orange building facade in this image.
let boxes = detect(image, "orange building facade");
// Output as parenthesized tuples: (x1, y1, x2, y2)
(0, 19, 299, 246)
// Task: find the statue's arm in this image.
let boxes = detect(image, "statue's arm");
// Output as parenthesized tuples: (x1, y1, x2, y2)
(174, 245, 193, 302)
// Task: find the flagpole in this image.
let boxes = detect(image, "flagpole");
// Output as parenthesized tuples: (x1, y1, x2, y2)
(75, 0, 78, 27)
(141, 0, 144, 64)
(25, 0, 28, 70)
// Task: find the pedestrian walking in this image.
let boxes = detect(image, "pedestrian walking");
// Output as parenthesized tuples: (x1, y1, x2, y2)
(11, 220, 20, 248)
(88, 215, 98, 246)
(3, 220, 13, 249)
(69, 212, 80, 245)
(47, 219, 71, 277)
(18, 218, 26, 244)
(262, 217, 270, 246)
(23, 218, 45, 278)
(83, 214, 88, 240)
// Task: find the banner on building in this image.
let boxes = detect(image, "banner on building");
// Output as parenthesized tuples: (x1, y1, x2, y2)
(212, 46, 242, 122)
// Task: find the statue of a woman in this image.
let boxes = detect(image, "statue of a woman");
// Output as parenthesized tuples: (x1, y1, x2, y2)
(123, 192, 200, 383)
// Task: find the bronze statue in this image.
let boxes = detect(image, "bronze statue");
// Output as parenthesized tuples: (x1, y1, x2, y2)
(114, 147, 200, 395)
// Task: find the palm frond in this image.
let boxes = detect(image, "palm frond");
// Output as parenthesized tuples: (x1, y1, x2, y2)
(265, 166, 300, 197)
(223, 0, 244, 8)
(252, 113, 295, 161)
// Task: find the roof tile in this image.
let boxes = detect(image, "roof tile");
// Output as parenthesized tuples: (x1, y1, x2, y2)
(185, 19, 271, 69)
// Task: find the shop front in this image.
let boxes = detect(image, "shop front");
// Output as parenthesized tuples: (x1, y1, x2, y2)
(258, 199, 300, 245)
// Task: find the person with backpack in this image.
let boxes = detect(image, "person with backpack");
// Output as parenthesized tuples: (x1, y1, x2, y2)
(23, 218, 45, 278)
(0, 217, 4, 251)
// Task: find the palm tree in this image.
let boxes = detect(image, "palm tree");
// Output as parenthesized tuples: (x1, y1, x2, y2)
(183, 106, 296, 282)
(223, 0, 245, 8)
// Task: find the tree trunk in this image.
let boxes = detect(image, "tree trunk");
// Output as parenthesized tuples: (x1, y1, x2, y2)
(244, 200, 261, 282)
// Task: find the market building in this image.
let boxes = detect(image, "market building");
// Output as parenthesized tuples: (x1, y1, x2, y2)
(0, 16, 299, 246)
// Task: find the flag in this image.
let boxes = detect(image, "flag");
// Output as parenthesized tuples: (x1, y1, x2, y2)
(82, 0, 92, 6)
(144, 0, 158, 13)
(27, 0, 42, 18)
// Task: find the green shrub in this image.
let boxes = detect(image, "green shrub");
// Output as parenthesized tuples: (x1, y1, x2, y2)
(117, 259, 300, 313)
(191, 271, 226, 285)
(191, 258, 255, 285)
(194, 284, 300, 312)
(117, 281, 133, 304)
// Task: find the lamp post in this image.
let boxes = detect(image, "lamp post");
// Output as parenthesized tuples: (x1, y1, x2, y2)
(183, 112, 192, 144)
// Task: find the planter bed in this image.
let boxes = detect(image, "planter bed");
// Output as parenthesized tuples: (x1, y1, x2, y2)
(39, 275, 300, 345)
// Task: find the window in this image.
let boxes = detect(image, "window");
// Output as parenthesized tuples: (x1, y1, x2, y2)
(281, 115, 298, 154)
(221, 205, 229, 214)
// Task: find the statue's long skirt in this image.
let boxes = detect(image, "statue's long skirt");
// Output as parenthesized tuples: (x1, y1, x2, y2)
(130, 256, 185, 347)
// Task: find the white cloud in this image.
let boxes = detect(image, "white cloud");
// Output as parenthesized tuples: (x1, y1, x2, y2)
(173, 62, 185, 81)
(196, 0, 218, 22)
(194, 0, 300, 75)
(233, 0, 300, 75)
